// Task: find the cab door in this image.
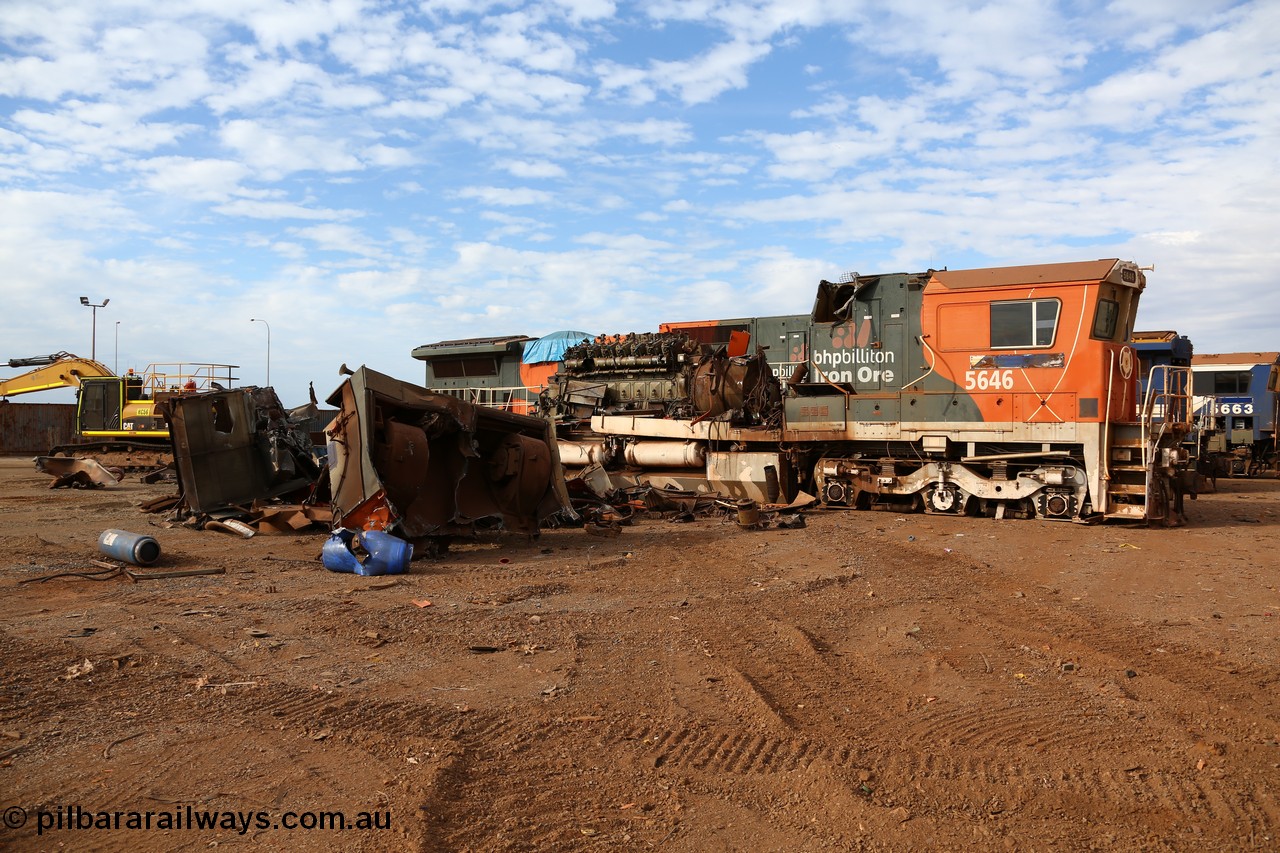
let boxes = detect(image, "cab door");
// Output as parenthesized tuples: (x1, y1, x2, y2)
(77, 378, 123, 432)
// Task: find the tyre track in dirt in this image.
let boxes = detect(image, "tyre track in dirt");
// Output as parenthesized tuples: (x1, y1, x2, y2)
(569, 557, 1280, 846)
(815, 536, 1280, 840)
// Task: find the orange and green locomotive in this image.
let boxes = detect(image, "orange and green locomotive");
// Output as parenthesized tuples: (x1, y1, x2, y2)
(416, 259, 1194, 525)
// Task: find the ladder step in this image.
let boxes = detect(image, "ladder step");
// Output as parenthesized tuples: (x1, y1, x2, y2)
(1105, 505, 1147, 519)
(1108, 483, 1148, 495)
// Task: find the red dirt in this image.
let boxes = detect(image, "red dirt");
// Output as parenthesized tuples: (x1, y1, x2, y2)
(1, 456, 1277, 851)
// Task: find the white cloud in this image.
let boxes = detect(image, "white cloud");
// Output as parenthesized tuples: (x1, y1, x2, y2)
(456, 186, 556, 206)
(600, 38, 772, 105)
(336, 267, 426, 297)
(204, 56, 381, 112)
(131, 156, 251, 202)
(546, 0, 616, 23)
(479, 9, 581, 73)
(363, 143, 417, 167)
(13, 107, 198, 158)
(498, 158, 568, 178)
(243, 0, 365, 51)
(212, 199, 361, 220)
(293, 222, 386, 259)
(219, 119, 363, 176)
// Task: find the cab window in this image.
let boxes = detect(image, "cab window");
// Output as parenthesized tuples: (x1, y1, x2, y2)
(1092, 298, 1119, 340)
(990, 299, 1059, 348)
(1193, 371, 1251, 395)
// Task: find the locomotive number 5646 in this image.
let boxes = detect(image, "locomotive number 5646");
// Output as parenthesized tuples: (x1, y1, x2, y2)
(964, 369, 1015, 391)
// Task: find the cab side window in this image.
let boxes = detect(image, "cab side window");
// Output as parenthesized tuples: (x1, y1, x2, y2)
(990, 299, 1059, 348)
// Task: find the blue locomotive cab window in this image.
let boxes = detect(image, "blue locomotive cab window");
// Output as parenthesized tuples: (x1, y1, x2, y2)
(990, 299, 1059, 348)
(1092, 299, 1119, 340)
(1193, 371, 1251, 395)
(1269, 365, 1279, 393)
(1215, 371, 1251, 394)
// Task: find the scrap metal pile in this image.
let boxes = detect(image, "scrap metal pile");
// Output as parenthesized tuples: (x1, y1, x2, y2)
(139, 385, 330, 535)
(565, 474, 813, 535)
(29, 366, 807, 578)
(323, 366, 575, 554)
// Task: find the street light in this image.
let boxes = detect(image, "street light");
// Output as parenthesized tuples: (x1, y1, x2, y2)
(79, 296, 109, 362)
(114, 321, 120, 374)
(250, 318, 271, 387)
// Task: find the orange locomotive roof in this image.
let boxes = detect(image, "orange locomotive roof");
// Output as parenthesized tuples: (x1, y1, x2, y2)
(931, 259, 1126, 290)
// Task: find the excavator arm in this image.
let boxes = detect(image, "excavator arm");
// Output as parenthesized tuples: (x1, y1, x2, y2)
(1, 352, 116, 398)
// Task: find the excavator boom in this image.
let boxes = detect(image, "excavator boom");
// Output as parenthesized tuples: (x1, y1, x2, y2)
(1, 352, 115, 398)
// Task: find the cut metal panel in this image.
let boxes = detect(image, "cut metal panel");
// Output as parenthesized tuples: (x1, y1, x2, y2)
(706, 451, 786, 503)
(324, 366, 572, 541)
(166, 387, 318, 514)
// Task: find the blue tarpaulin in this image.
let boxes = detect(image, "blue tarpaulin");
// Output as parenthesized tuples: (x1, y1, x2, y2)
(522, 330, 592, 364)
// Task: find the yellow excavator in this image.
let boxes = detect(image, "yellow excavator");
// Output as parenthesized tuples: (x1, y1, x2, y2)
(2, 352, 238, 468)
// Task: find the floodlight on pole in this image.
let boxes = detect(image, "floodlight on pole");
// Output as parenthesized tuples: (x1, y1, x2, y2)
(250, 318, 271, 388)
(80, 297, 109, 362)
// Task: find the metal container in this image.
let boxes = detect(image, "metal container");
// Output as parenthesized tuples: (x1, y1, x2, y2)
(98, 529, 161, 566)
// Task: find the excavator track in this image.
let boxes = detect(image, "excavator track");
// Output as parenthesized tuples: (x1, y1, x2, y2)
(48, 441, 173, 473)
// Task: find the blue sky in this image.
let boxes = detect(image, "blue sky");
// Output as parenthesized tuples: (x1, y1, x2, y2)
(2, 0, 1277, 406)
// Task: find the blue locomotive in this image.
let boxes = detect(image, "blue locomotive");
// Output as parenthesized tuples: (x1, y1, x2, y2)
(1190, 351, 1280, 476)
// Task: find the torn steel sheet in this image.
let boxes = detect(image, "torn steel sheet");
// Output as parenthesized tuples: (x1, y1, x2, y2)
(164, 386, 321, 515)
(33, 456, 122, 489)
(324, 366, 575, 541)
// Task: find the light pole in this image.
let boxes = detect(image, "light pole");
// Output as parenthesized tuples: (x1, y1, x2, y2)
(79, 296, 109, 361)
(114, 321, 120, 374)
(250, 318, 271, 387)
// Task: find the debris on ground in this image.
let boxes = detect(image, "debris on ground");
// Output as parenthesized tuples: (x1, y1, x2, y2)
(33, 456, 122, 489)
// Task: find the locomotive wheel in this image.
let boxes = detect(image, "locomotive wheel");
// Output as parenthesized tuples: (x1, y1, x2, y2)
(927, 485, 957, 513)
(1044, 493, 1070, 517)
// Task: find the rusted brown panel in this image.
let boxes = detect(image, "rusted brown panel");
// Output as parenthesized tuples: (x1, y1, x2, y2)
(166, 387, 320, 514)
(0, 403, 77, 454)
(324, 366, 573, 541)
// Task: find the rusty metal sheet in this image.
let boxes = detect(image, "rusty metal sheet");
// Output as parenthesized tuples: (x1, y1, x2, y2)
(324, 366, 574, 541)
(33, 455, 121, 489)
(0, 403, 77, 454)
(165, 387, 321, 515)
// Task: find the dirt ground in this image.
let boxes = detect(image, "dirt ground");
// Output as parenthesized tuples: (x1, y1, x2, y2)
(1, 456, 1277, 852)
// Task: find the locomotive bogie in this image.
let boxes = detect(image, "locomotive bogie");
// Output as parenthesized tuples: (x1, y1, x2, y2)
(813, 453, 1090, 521)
